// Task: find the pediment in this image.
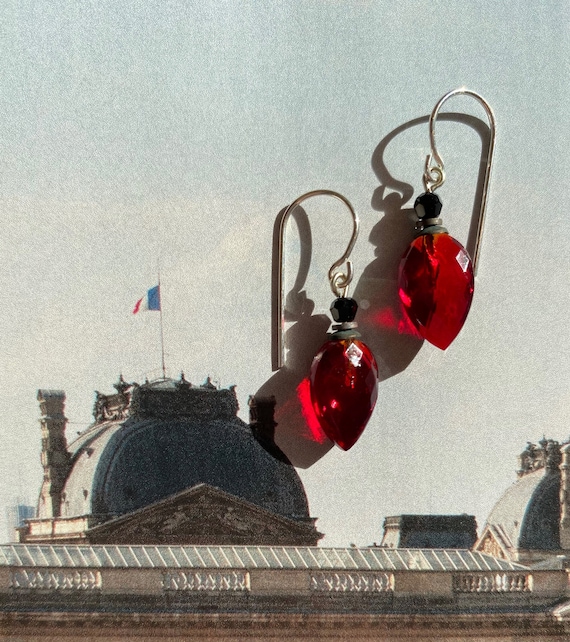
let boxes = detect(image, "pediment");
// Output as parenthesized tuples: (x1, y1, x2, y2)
(87, 484, 321, 546)
(473, 524, 512, 561)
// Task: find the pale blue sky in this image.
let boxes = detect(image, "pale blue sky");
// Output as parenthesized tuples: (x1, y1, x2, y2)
(1, 0, 569, 544)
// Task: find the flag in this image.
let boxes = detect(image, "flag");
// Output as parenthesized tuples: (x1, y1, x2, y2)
(133, 285, 161, 314)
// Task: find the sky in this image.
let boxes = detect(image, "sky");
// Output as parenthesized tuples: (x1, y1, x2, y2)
(1, 0, 570, 545)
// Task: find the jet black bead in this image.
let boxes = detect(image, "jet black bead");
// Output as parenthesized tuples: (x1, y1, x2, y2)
(414, 192, 443, 220)
(330, 297, 358, 322)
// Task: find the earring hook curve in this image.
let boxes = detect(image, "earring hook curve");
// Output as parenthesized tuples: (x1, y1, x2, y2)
(423, 87, 496, 275)
(273, 189, 360, 371)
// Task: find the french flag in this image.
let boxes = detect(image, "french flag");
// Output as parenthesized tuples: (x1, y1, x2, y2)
(133, 285, 161, 314)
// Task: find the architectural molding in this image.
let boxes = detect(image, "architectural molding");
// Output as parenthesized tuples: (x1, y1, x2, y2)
(475, 525, 512, 560)
(85, 484, 321, 546)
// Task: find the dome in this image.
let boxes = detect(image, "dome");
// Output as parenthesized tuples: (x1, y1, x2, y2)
(59, 378, 310, 525)
(485, 467, 560, 551)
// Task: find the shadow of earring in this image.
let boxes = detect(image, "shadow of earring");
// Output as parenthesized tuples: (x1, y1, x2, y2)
(353, 186, 424, 381)
(255, 290, 335, 469)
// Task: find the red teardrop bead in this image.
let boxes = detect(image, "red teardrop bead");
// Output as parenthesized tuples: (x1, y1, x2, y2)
(309, 337, 379, 451)
(398, 232, 474, 350)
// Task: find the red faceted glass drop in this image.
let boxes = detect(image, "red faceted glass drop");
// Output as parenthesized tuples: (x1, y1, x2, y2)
(309, 338, 379, 451)
(398, 232, 474, 350)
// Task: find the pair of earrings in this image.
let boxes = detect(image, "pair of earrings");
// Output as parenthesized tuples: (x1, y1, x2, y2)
(273, 88, 496, 452)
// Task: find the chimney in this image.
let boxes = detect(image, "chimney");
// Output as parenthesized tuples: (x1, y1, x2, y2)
(248, 395, 290, 464)
(559, 443, 570, 549)
(37, 390, 70, 518)
(249, 395, 277, 442)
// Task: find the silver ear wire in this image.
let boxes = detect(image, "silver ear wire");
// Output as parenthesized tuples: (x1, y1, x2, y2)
(273, 189, 359, 371)
(423, 88, 496, 274)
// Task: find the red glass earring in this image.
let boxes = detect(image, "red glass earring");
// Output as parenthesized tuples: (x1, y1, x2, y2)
(274, 190, 378, 451)
(399, 88, 496, 350)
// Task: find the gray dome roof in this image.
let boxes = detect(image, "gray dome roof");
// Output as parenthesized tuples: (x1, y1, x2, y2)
(485, 468, 560, 551)
(60, 379, 310, 524)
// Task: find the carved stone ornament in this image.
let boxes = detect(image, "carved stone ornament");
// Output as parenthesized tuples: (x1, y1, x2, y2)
(93, 380, 132, 423)
(517, 438, 561, 477)
(86, 484, 321, 546)
(479, 532, 507, 560)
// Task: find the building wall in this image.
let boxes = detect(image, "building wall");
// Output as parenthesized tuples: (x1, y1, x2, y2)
(1, 611, 570, 641)
(0, 564, 569, 640)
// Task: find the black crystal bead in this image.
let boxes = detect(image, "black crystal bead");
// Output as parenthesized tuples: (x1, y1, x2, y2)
(414, 192, 442, 220)
(330, 297, 358, 322)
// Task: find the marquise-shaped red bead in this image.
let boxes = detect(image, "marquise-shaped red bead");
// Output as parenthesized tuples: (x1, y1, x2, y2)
(398, 232, 474, 350)
(309, 337, 378, 451)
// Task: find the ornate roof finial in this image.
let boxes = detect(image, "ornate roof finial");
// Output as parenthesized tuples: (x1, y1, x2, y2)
(176, 371, 191, 388)
(113, 374, 130, 395)
(202, 376, 216, 390)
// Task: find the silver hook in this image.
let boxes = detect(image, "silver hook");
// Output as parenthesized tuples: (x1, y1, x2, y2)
(273, 189, 360, 371)
(423, 88, 496, 274)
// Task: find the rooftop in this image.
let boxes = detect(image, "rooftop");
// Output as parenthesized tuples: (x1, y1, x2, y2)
(0, 544, 527, 571)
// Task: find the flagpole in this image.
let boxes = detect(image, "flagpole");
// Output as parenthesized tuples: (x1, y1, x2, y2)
(158, 269, 166, 379)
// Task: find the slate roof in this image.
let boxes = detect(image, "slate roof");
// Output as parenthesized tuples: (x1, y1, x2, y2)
(58, 380, 310, 524)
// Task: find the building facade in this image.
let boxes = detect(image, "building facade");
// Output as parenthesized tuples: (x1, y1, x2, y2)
(1, 543, 570, 640)
(4, 383, 570, 639)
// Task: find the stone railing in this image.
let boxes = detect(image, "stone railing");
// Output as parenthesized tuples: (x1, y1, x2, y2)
(10, 569, 101, 590)
(452, 572, 532, 593)
(310, 572, 393, 593)
(3, 568, 557, 600)
(162, 570, 250, 592)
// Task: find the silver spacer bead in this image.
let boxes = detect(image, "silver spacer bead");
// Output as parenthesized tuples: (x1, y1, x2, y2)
(332, 321, 358, 332)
